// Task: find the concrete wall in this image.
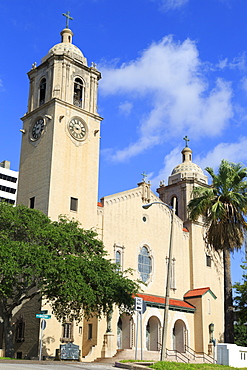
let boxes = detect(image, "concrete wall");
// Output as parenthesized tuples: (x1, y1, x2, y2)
(217, 343, 247, 367)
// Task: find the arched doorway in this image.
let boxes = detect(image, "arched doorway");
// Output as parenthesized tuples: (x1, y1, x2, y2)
(173, 319, 187, 353)
(117, 314, 132, 349)
(146, 316, 160, 351)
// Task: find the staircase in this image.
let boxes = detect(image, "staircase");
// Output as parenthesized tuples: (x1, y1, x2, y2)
(166, 346, 215, 364)
(94, 346, 215, 364)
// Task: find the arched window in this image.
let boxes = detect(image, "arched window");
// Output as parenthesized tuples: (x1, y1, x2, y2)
(15, 317, 25, 342)
(39, 78, 46, 106)
(138, 246, 152, 283)
(73, 78, 84, 107)
(116, 250, 121, 271)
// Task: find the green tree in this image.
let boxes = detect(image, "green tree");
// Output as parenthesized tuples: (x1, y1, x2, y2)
(234, 263, 247, 335)
(0, 202, 139, 357)
(188, 160, 247, 343)
(234, 321, 247, 347)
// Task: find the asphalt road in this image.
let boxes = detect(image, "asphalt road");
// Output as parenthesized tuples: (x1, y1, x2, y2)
(0, 362, 117, 370)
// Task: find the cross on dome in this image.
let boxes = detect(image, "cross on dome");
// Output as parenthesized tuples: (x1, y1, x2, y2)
(183, 135, 190, 147)
(62, 11, 73, 29)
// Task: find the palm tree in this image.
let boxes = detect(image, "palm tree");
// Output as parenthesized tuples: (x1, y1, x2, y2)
(188, 159, 247, 343)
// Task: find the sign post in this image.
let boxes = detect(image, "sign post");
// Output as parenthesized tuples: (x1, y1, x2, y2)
(134, 297, 143, 360)
(36, 313, 51, 360)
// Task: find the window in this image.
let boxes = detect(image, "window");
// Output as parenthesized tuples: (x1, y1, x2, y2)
(39, 78, 46, 106)
(114, 244, 124, 271)
(15, 318, 25, 342)
(62, 323, 73, 341)
(0, 173, 17, 183)
(116, 250, 121, 271)
(30, 197, 35, 209)
(73, 78, 84, 107)
(88, 323, 93, 340)
(206, 255, 211, 267)
(0, 185, 16, 194)
(138, 246, 152, 283)
(70, 197, 78, 212)
(0, 197, 15, 204)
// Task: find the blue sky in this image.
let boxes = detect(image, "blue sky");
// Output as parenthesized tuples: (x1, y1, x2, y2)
(0, 0, 247, 284)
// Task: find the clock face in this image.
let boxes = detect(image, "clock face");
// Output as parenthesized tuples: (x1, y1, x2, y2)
(31, 118, 45, 141)
(68, 117, 87, 141)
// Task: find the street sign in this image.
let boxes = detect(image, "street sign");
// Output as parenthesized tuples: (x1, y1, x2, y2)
(135, 297, 143, 312)
(36, 314, 51, 319)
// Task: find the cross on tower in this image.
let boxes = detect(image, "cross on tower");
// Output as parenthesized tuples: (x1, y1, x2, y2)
(183, 135, 190, 147)
(62, 11, 73, 28)
(141, 172, 147, 182)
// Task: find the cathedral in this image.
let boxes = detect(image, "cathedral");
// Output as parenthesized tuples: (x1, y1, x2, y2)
(8, 20, 224, 362)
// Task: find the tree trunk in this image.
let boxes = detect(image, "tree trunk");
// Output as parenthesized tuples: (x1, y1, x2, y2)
(3, 313, 14, 358)
(223, 249, 234, 343)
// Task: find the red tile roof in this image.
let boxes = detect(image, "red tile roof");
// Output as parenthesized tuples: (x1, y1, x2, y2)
(183, 227, 189, 232)
(97, 202, 103, 207)
(137, 293, 195, 311)
(184, 287, 216, 299)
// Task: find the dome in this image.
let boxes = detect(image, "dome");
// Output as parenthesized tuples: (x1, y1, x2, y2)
(41, 28, 87, 65)
(171, 146, 204, 175)
(172, 162, 204, 175)
(48, 42, 84, 58)
(168, 144, 208, 185)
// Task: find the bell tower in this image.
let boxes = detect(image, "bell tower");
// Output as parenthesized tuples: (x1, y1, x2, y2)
(17, 18, 102, 229)
(157, 140, 208, 223)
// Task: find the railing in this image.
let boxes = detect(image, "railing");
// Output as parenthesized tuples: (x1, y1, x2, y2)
(185, 345, 215, 364)
(166, 349, 190, 363)
(185, 344, 196, 360)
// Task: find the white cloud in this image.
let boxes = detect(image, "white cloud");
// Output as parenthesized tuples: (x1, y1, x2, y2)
(217, 58, 228, 70)
(149, 146, 181, 189)
(194, 138, 247, 170)
(241, 77, 247, 92)
(229, 53, 246, 70)
(118, 101, 133, 116)
(99, 36, 233, 162)
(149, 138, 247, 189)
(217, 53, 246, 71)
(156, 0, 189, 11)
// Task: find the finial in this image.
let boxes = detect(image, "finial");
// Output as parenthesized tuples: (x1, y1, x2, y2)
(62, 11, 73, 28)
(141, 172, 147, 182)
(183, 135, 190, 147)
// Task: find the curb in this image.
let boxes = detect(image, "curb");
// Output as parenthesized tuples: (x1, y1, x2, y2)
(115, 361, 154, 369)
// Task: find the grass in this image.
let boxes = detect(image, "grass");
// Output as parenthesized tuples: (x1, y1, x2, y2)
(0, 357, 17, 360)
(149, 362, 246, 370)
